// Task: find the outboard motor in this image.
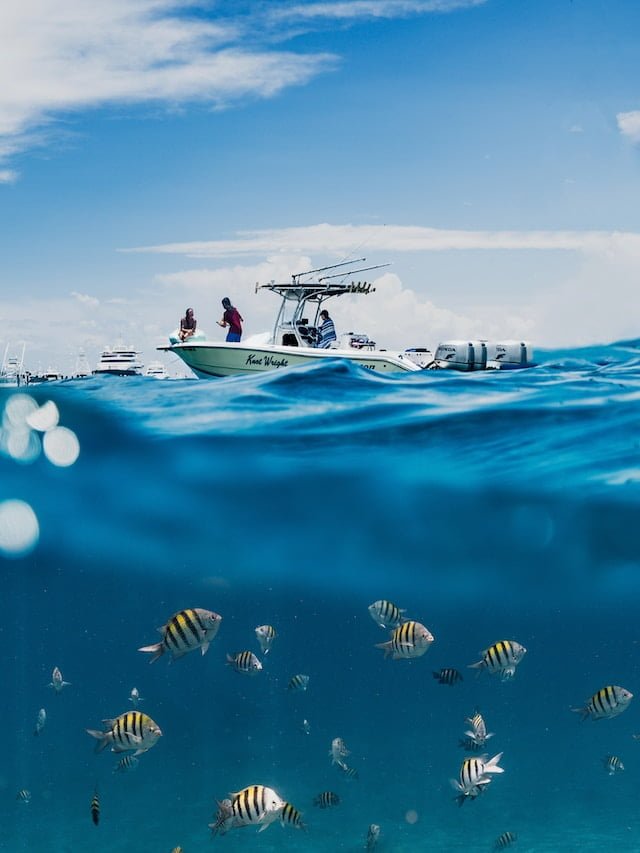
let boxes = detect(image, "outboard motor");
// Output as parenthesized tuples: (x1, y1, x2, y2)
(433, 340, 487, 371)
(486, 341, 533, 369)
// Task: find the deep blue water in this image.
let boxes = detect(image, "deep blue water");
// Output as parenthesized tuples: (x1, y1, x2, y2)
(1, 341, 640, 851)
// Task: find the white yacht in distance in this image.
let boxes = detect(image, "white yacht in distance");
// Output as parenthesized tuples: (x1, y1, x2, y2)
(93, 343, 143, 376)
(160, 259, 533, 378)
(144, 360, 168, 379)
(0, 342, 27, 387)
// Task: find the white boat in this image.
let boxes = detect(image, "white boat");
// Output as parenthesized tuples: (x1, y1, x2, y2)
(144, 360, 168, 379)
(159, 260, 533, 379)
(0, 343, 27, 387)
(27, 368, 64, 384)
(93, 343, 143, 376)
(159, 261, 436, 378)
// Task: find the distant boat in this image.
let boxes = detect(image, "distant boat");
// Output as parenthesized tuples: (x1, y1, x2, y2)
(27, 368, 64, 384)
(144, 360, 168, 380)
(93, 343, 143, 377)
(0, 342, 27, 387)
(74, 348, 91, 379)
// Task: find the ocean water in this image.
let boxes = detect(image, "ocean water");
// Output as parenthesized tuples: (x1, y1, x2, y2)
(1, 340, 639, 852)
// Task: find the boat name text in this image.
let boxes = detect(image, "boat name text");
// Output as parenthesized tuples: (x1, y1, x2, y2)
(246, 353, 290, 369)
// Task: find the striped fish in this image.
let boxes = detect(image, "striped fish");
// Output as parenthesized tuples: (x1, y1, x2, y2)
(16, 789, 31, 804)
(255, 624, 277, 655)
(288, 674, 310, 692)
(86, 710, 162, 756)
(433, 667, 463, 686)
(573, 685, 633, 721)
(138, 608, 222, 663)
(170, 848, 183, 853)
(280, 801, 306, 830)
(494, 830, 517, 849)
(368, 599, 406, 630)
(338, 764, 359, 780)
(90, 788, 100, 826)
(464, 711, 494, 747)
(209, 785, 285, 835)
(450, 753, 504, 805)
(226, 651, 263, 675)
(375, 620, 434, 660)
(468, 640, 527, 681)
(602, 755, 625, 775)
(313, 791, 340, 809)
(113, 754, 140, 773)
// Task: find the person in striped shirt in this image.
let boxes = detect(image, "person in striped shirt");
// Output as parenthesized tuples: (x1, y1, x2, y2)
(316, 309, 336, 348)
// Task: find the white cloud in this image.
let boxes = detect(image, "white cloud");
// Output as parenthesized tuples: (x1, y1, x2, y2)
(71, 291, 100, 306)
(0, 1, 337, 164)
(123, 222, 640, 258)
(268, 0, 486, 21)
(0, 169, 18, 183)
(617, 110, 640, 142)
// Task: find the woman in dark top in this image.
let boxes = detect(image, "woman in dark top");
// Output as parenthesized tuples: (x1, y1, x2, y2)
(179, 307, 197, 341)
(217, 297, 243, 343)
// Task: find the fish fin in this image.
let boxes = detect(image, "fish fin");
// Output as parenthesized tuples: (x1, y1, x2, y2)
(201, 642, 210, 656)
(571, 706, 588, 721)
(484, 752, 504, 774)
(138, 643, 164, 663)
(86, 729, 110, 753)
(450, 779, 463, 792)
(467, 661, 484, 670)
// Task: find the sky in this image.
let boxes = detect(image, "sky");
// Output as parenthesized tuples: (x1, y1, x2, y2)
(2, 0, 640, 374)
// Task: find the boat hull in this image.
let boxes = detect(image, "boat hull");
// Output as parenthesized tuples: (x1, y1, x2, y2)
(159, 342, 422, 378)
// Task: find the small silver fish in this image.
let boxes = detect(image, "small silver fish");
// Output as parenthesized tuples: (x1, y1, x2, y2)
(366, 823, 380, 850)
(255, 624, 277, 655)
(16, 789, 31, 804)
(48, 666, 70, 694)
(34, 708, 46, 736)
(329, 737, 350, 768)
(226, 651, 263, 675)
(299, 719, 311, 735)
(128, 687, 143, 707)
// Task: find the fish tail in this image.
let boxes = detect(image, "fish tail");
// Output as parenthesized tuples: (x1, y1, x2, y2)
(571, 706, 588, 721)
(137, 642, 164, 663)
(374, 641, 392, 658)
(86, 729, 110, 753)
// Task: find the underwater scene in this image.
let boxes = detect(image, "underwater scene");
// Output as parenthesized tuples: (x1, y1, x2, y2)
(1, 340, 640, 852)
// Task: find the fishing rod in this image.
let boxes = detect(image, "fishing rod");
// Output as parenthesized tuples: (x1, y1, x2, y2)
(292, 258, 367, 282)
(318, 262, 390, 282)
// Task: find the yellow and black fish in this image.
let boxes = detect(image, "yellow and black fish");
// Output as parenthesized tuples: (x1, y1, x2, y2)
(86, 710, 162, 756)
(573, 685, 633, 721)
(209, 785, 285, 835)
(313, 791, 340, 809)
(280, 801, 306, 830)
(602, 754, 625, 775)
(287, 674, 310, 692)
(375, 620, 434, 660)
(433, 667, 463, 686)
(255, 624, 277, 655)
(226, 651, 263, 675)
(368, 599, 406, 629)
(90, 788, 100, 826)
(468, 640, 526, 680)
(138, 608, 222, 663)
(494, 830, 517, 849)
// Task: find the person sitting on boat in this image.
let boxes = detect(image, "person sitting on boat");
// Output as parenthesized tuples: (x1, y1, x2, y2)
(179, 307, 197, 342)
(217, 297, 243, 343)
(316, 309, 337, 348)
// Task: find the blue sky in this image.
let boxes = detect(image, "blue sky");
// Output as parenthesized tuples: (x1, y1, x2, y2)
(2, 0, 640, 373)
